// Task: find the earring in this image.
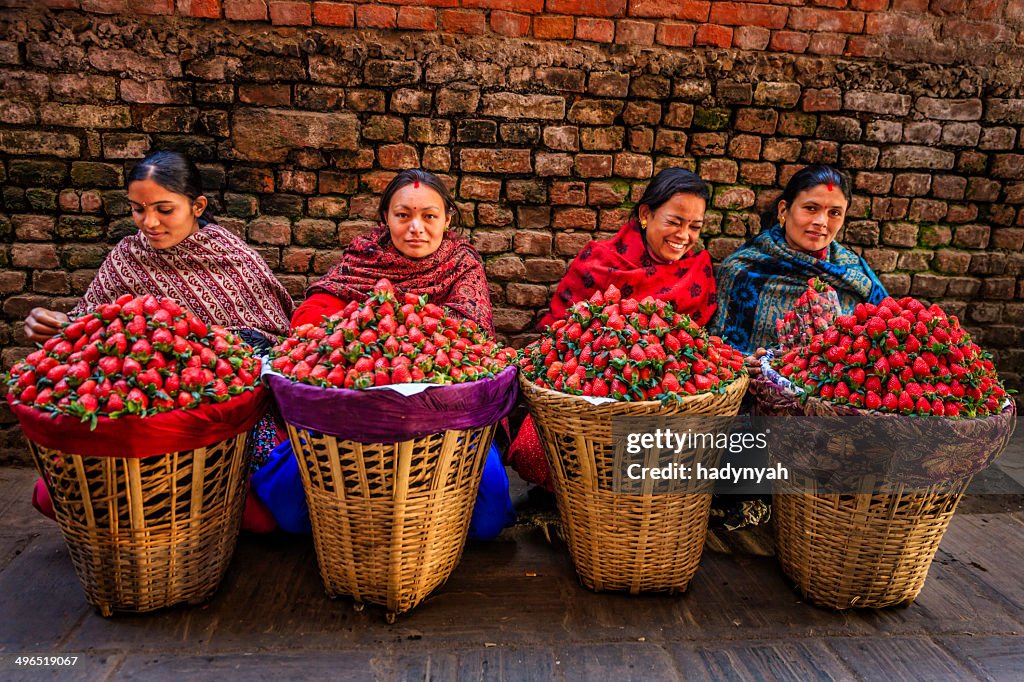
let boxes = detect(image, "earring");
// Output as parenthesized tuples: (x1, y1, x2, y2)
(779, 215, 786, 228)
(640, 220, 648, 230)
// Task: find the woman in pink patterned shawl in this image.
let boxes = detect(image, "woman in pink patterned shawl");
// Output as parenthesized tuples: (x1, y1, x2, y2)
(23, 151, 293, 349)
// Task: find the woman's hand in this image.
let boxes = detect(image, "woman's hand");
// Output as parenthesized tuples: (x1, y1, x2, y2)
(24, 308, 69, 343)
(744, 347, 768, 378)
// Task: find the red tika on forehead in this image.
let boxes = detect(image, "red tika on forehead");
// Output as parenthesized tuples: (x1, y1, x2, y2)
(827, 182, 834, 191)
(413, 180, 420, 188)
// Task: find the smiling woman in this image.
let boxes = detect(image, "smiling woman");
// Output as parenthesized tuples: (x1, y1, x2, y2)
(708, 164, 889, 356)
(23, 150, 294, 346)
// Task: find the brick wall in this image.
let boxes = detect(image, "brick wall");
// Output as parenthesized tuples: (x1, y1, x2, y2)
(1, 0, 1023, 460)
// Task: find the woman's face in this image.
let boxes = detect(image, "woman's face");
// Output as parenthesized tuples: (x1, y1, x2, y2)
(639, 192, 706, 263)
(127, 178, 205, 250)
(779, 183, 848, 253)
(386, 183, 451, 259)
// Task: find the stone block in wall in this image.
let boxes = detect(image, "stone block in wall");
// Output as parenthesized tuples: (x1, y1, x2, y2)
(436, 85, 480, 115)
(931, 175, 967, 200)
(700, 158, 738, 183)
(506, 179, 546, 203)
(492, 307, 535, 334)
(482, 93, 565, 120)
(554, 232, 592, 257)
(915, 97, 983, 121)
(818, 116, 862, 141)
(568, 99, 623, 125)
(979, 127, 1017, 150)
(553, 207, 597, 230)
(879, 145, 956, 170)
(879, 273, 911, 296)
(501, 123, 540, 145)
(231, 109, 358, 162)
(460, 149, 532, 174)
(844, 91, 912, 116)
(550, 181, 587, 205)
(513, 231, 552, 257)
(690, 133, 727, 156)
(969, 253, 1007, 275)
(952, 224, 991, 248)
(984, 98, 1024, 124)
(536, 152, 574, 177)
(739, 162, 776, 185)
(841, 144, 879, 169)
(485, 255, 526, 281)
(506, 283, 550, 308)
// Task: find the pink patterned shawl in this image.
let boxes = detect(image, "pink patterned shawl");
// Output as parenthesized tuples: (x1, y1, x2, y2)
(70, 224, 294, 339)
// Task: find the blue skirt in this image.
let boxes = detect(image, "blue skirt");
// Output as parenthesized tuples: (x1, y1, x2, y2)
(251, 439, 515, 541)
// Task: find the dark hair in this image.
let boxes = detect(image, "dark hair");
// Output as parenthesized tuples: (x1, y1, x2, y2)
(765, 163, 852, 228)
(630, 167, 710, 223)
(127, 150, 214, 226)
(377, 169, 462, 230)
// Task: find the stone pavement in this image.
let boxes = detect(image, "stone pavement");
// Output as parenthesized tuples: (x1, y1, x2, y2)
(0, 464, 1022, 682)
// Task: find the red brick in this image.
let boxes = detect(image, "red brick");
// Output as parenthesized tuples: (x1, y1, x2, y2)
(376, 143, 418, 170)
(808, 32, 847, 54)
(695, 23, 732, 47)
(534, 15, 575, 38)
(865, 13, 935, 36)
(239, 83, 290, 106)
(710, 2, 788, 28)
(735, 108, 778, 134)
(656, 22, 696, 46)
(128, 0, 173, 13)
(547, 0, 625, 15)
(12, 243, 59, 269)
(269, 1, 309, 24)
(739, 162, 777, 185)
(312, 2, 353, 26)
(789, 8, 866, 32)
(627, 0, 710, 21)
(728, 134, 762, 160)
(553, 207, 598, 230)
(225, 0, 267, 20)
(575, 154, 614, 177)
(83, 0, 127, 12)
(802, 87, 842, 112)
(844, 35, 884, 57)
(615, 152, 653, 178)
(616, 19, 656, 44)
(852, 0, 889, 8)
(701, 158, 739, 183)
(440, 9, 486, 33)
(491, 11, 531, 36)
(460, 149, 532, 174)
(732, 25, 770, 50)
(40, 0, 80, 7)
(769, 31, 811, 52)
(356, 5, 396, 28)
(576, 17, 615, 41)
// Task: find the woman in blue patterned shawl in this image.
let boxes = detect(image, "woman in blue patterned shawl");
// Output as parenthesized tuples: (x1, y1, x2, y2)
(709, 164, 888, 356)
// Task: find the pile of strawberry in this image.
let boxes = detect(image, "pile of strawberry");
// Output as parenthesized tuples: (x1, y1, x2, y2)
(520, 285, 745, 401)
(5, 294, 261, 426)
(269, 279, 517, 388)
(774, 294, 1008, 418)
(775, 277, 842, 349)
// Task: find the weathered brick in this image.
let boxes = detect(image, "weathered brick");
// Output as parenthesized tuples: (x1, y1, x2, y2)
(879, 146, 956, 170)
(966, 177, 1001, 202)
(506, 179, 546, 203)
(580, 126, 624, 151)
(478, 203, 514, 227)
(841, 144, 879, 169)
(485, 255, 526, 281)
(13, 215, 56, 241)
(903, 122, 942, 145)
(516, 206, 551, 230)
(459, 176, 501, 202)
(969, 252, 1006, 275)
(490, 10, 531, 37)
(844, 91, 912, 116)
(739, 162, 776, 185)
(550, 181, 587, 205)
(513, 231, 553, 256)
(460, 149, 532, 174)
(506, 282, 550, 307)
(533, 15, 574, 39)
(880, 222, 918, 247)
(249, 216, 292, 245)
(945, 203, 978, 224)
(12, 243, 59, 269)
(777, 112, 818, 137)
(801, 140, 839, 164)
(979, 127, 1017, 151)
(472, 230, 513, 254)
(690, 132, 727, 156)
(552, 207, 598, 231)
(863, 247, 899, 272)
(536, 152, 574, 177)
(907, 199, 947, 222)
(933, 249, 972, 274)
(916, 97, 982, 121)
(992, 154, 1024, 179)
(568, 99, 623, 125)
(700, 158, 739, 184)
(992, 228, 1024, 250)
(232, 108, 358, 162)
(952, 224, 991, 249)
(614, 153, 653, 179)
(892, 173, 932, 197)
(843, 220, 880, 245)
(436, 86, 480, 115)
(762, 138, 801, 162)
(911, 273, 949, 298)
(872, 197, 910, 220)
(555, 232, 593, 256)
(492, 307, 535, 333)
(524, 257, 566, 283)
(931, 175, 967, 200)
(481, 93, 565, 120)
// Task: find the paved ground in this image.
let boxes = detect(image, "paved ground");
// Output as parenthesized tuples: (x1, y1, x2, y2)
(1, 461, 1023, 681)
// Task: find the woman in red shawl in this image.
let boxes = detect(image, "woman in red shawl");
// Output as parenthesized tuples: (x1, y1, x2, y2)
(266, 169, 513, 540)
(510, 168, 718, 490)
(291, 169, 492, 332)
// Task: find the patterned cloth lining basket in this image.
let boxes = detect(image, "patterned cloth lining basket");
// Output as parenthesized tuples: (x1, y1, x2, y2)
(751, 374, 1016, 609)
(30, 431, 250, 617)
(521, 375, 750, 594)
(287, 423, 495, 622)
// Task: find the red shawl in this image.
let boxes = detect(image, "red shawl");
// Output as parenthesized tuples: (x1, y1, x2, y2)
(539, 219, 717, 329)
(70, 224, 294, 340)
(305, 224, 493, 332)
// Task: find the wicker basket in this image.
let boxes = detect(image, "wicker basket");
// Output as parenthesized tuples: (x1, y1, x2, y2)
(30, 432, 250, 616)
(774, 471, 971, 609)
(521, 375, 750, 594)
(287, 423, 495, 621)
(752, 375, 1016, 609)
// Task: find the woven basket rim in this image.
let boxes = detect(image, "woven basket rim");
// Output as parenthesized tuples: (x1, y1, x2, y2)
(520, 372, 749, 411)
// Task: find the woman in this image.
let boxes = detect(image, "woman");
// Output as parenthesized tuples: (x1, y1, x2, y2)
(256, 169, 514, 541)
(291, 169, 491, 331)
(539, 167, 716, 330)
(709, 164, 888, 357)
(510, 168, 717, 491)
(707, 164, 888, 531)
(25, 151, 293, 349)
(26, 150, 294, 531)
